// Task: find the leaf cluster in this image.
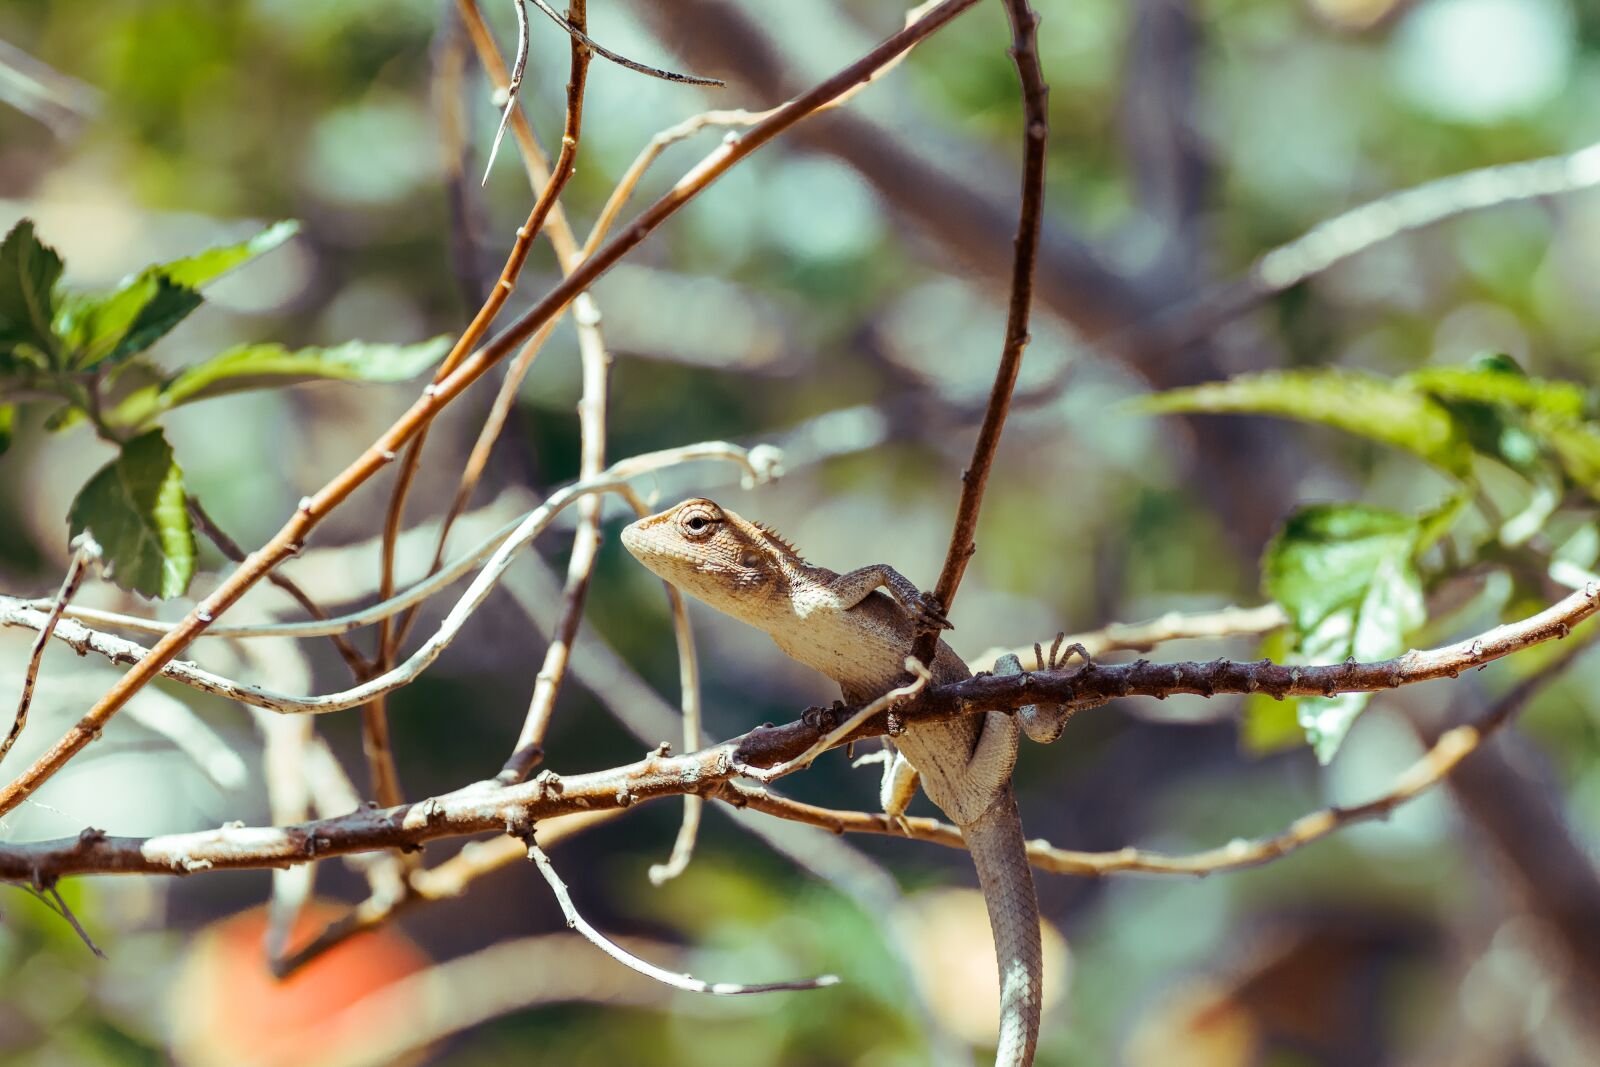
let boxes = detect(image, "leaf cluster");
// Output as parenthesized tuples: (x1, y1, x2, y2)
(0, 220, 448, 597)
(1146, 355, 1600, 759)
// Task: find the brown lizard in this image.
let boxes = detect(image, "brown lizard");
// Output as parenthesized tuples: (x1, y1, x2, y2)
(623, 498, 1069, 1066)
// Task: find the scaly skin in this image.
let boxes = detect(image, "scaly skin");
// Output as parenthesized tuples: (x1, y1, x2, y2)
(622, 498, 1042, 1066)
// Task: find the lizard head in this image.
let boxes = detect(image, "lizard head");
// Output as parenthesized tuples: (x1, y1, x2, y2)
(621, 498, 789, 621)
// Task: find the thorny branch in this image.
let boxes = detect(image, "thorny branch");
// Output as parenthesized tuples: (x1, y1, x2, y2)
(3, 580, 1594, 883)
(727, 622, 1596, 877)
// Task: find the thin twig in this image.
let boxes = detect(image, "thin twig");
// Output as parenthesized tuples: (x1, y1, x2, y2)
(645, 567, 705, 885)
(736, 659, 933, 784)
(969, 603, 1289, 669)
(386, 0, 597, 660)
(187, 497, 369, 674)
(912, 0, 1049, 665)
(1126, 139, 1600, 367)
(481, 0, 531, 184)
(525, 0, 722, 86)
(525, 839, 839, 994)
(490, 0, 612, 783)
(1, 540, 96, 767)
(247, 934, 687, 1067)
(13, 883, 107, 958)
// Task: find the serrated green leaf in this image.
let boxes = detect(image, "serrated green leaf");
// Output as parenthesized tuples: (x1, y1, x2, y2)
(54, 221, 297, 369)
(1262, 504, 1426, 762)
(154, 220, 299, 290)
(1141, 369, 1471, 475)
(1406, 354, 1587, 420)
(110, 336, 451, 427)
(1263, 505, 1421, 632)
(67, 430, 195, 598)
(58, 274, 204, 368)
(0, 220, 64, 365)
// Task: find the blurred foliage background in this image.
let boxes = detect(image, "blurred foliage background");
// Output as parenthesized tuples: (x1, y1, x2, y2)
(2, 0, 1600, 1064)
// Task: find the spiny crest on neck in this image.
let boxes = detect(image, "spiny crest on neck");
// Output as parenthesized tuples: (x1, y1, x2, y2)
(750, 519, 800, 558)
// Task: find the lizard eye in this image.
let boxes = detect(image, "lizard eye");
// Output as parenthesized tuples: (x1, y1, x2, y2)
(678, 505, 721, 538)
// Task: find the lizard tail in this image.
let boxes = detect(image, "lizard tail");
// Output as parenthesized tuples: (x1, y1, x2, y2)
(963, 786, 1042, 1067)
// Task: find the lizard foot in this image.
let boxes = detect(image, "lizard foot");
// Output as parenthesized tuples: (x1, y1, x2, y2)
(907, 591, 954, 634)
(1038, 633, 1092, 672)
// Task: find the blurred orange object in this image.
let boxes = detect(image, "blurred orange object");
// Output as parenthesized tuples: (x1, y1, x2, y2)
(169, 903, 430, 1067)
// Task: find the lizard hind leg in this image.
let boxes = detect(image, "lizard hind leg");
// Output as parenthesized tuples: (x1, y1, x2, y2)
(999, 651, 1077, 746)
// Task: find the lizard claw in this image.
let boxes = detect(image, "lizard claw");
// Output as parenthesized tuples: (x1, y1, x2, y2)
(800, 704, 830, 732)
(908, 592, 953, 634)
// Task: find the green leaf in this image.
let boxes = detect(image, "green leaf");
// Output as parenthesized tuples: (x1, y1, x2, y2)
(1262, 504, 1426, 762)
(110, 336, 451, 427)
(0, 219, 64, 366)
(0, 403, 14, 457)
(1406, 354, 1588, 421)
(1531, 417, 1600, 499)
(55, 220, 298, 369)
(153, 219, 299, 290)
(67, 430, 195, 598)
(58, 275, 204, 368)
(1141, 369, 1471, 475)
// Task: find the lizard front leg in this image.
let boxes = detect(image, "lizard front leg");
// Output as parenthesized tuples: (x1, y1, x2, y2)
(825, 565, 951, 632)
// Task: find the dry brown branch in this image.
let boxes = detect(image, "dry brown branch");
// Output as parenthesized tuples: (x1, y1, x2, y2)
(5, 581, 1593, 883)
(377, 0, 604, 670)
(912, 0, 1048, 665)
(729, 625, 1596, 876)
(636, 0, 1150, 337)
(482, 0, 615, 784)
(0, 0, 985, 819)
